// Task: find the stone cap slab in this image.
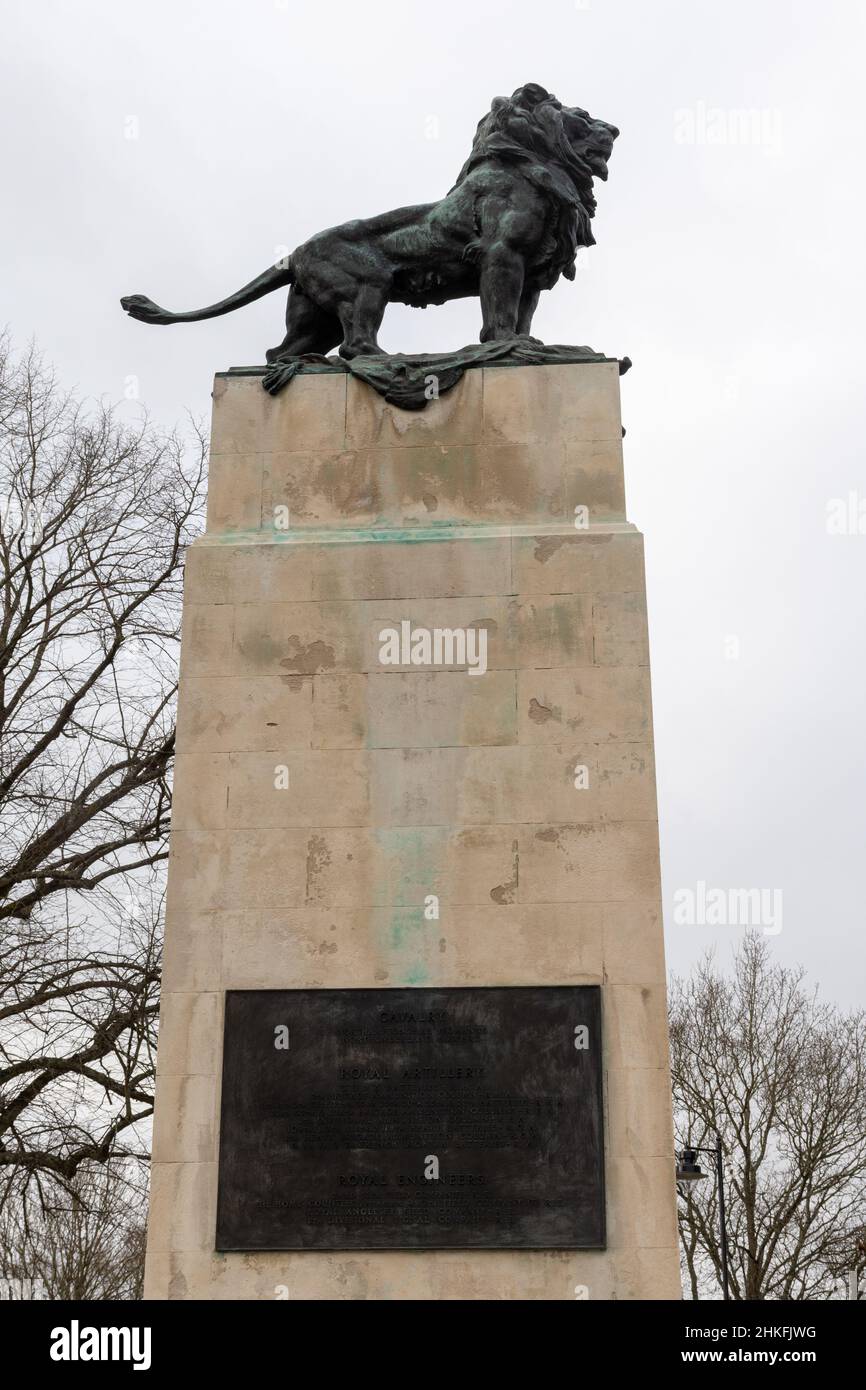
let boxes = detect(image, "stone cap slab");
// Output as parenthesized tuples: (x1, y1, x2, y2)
(208, 362, 627, 534)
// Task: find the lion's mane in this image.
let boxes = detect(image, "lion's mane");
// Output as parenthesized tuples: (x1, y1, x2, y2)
(453, 83, 602, 284)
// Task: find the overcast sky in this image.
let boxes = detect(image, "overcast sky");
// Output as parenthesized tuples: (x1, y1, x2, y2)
(3, 0, 864, 1007)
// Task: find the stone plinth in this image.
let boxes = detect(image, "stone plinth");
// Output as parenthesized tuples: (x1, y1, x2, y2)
(145, 361, 681, 1301)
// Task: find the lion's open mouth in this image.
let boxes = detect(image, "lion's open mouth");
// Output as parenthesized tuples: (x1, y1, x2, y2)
(586, 127, 616, 181)
(562, 109, 617, 183)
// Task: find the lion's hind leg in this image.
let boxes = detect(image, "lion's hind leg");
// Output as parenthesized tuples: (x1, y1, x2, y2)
(336, 283, 389, 360)
(266, 287, 342, 363)
(290, 235, 391, 360)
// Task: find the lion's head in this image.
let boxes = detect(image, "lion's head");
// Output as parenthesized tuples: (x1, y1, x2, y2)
(455, 83, 618, 247)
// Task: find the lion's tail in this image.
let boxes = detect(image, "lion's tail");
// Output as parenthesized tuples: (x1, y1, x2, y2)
(120, 258, 296, 326)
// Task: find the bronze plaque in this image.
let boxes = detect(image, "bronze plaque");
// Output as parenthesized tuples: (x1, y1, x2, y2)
(215, 986, 605, 1251)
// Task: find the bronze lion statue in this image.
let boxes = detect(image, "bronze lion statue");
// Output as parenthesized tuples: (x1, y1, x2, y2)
(121, 83, 618, 365)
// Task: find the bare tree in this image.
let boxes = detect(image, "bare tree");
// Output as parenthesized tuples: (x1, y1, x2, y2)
(0, 335, 205, 1214)
(0, 1159, 147, 1300)
(671, 936, 866, 1300)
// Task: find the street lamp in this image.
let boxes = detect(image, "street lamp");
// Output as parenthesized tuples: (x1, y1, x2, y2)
(676, 1138, 731, 1301)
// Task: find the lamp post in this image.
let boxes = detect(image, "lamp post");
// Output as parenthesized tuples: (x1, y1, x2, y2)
(676, 1137, 730, 1301)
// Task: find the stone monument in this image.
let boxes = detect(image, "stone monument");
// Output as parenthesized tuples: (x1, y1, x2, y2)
(125, 84, 681, 1301)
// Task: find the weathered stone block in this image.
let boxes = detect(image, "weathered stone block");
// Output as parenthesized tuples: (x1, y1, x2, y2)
(147, 363, 679, 1302)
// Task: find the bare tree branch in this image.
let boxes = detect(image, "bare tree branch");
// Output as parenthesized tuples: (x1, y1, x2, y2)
(0, 333, 205, 1205)
(671, 937, 866, 1300)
